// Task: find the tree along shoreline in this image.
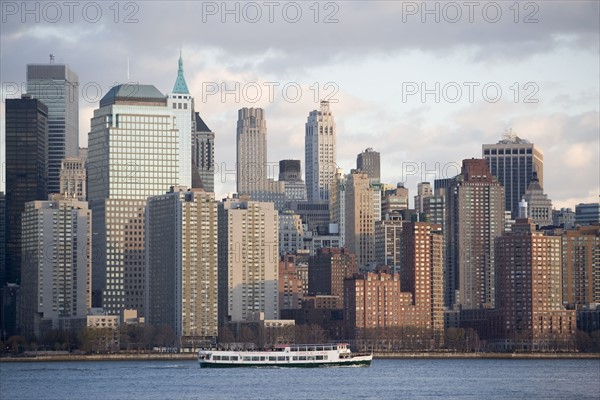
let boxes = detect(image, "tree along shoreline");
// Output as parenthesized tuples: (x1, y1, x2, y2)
(1, 351, 598, 362)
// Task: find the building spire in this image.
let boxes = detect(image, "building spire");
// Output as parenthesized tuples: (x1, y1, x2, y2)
(172, 49, 190, 94)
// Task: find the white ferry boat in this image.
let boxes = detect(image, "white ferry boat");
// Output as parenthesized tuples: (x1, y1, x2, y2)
(198, 343, 372, 368)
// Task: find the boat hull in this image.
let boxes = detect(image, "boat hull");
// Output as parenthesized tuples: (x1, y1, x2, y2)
(199, 357, 372, 368)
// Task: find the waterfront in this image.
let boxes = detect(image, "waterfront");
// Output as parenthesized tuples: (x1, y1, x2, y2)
(1, 359, 599, 399)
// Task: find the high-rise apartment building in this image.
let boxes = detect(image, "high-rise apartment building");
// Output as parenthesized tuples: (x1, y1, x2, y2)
(446, 159, 504, 309)
(279, 210, 305, 255)
(561, 225, 600, 306)
(344, 269, 407, 337)
(167, 52, 193, 190)
(27, 63, 79, 195)
(4, 95, 48, 287)
(356, 148, 380, 182)
(218, 198, 279, 324)
(482, 131, 543, 217)
(308, 248, 357, 302)
(278, 254, 305, 311)
(374, 211, 404, 270)
(146, 187, 218, 341)
(495, 218, 575, 349)
(59, 156, 87, 200)
(521, 172, 553, 228)
(305, 101, 336, 202)
(88, 84, 180, 315)
(192, 113, 215, 192)
(553, 208, 575, 229)
(399, 222, 445, 345)
(345, 171, 375, 268)
(19, 196, 91, 339)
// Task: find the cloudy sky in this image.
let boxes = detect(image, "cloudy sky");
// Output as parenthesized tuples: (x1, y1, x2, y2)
(1, 1, 598, 208)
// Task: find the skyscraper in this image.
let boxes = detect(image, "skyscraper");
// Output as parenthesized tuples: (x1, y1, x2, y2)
(237, 107, 267, 195)
(308, 247, 357, 301)
(482, 131, 543, 218)
(374, 211, 404, 270)
(399, 221, 445, 345)
(345, 170, 375, 268)
(218, 198, 279, 324)
(446, 159, 504, 309)
(27, 63, 79, 195)
(305, 101, 337, 202)
(356, 148, 380, 182)
(59, 156, 87, 200)
(575, 203, 600, 226)
(561, 225, 600, 307)
(88, 84, 179, 316)
(20, 196, 91, 340)
(192, 112, 215, 192)
(167, 51, 194, 189)
(4, 95, 48, 287)
(495, 218, 575, 350)
(279, 160, 307, 202)
(146, 187, 219, 343)
(521, 172, 553, 228)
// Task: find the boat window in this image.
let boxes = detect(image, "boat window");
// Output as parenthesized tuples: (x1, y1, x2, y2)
(316, 346, 323, 351)
(277, 356, 286, 361)
(299, 356, 307, 361)
(316, 355, 324, 360)
(231, 356, 238, 361)
(291, 347, 298, 352)
(292, 356, 298, 361)
(308, 346, 316, 351)
(268, 356, 277, 361)
(222, 356, 230, 361)
(324, 355, 328, 360)
(259, 357, 265, 361)
(243, 356, 251, 361)
(213, 356, 221, 361)
(252, 356, 259, 361)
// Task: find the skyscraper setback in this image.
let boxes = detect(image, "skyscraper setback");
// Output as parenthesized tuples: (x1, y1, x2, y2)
(26, 63, 79, 195)
(305, 101, 337, 202)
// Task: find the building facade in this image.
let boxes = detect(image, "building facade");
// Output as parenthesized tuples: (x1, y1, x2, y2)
(192, 113, 215, 192)
(59, 156, 87, 200)
(4, 95, 48, 288)
(305, 101, 337, 202)
(575, 203, 600, 226)
(88, 84, 180, 316)
(308, 248, 357, 302)
(561, 225, 600, 307)
(19, 196, 91, 339)
(495, 218, 575, 350)
(236, 108, 267, 195)
(345, 171, 375, 268)
(521, 172, 553, 228)
(446, 159, 504, 309)
(27, 63, 79, 195)
(482, 132, 543, 218)
(356, 148, 380, 182)
(218, 198, 279, 324)
(146, 188, 219, 341)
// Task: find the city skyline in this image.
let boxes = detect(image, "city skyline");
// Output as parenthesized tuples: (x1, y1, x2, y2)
(1, 2, 598, 209)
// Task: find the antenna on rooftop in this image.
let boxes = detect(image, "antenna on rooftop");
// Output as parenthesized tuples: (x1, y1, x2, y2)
(49, 54, 55, 64)
(503, 128, 516, 142)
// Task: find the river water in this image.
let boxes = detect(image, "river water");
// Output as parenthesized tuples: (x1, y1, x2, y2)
(1, 358, 599, 399)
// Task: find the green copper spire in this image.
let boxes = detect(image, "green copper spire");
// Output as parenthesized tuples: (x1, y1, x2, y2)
(172, 49, 190, 94)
